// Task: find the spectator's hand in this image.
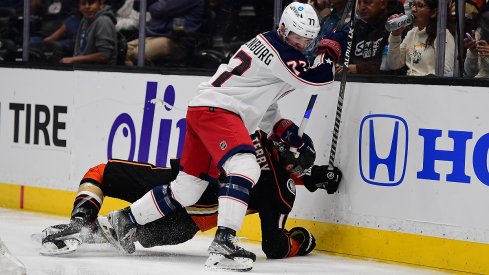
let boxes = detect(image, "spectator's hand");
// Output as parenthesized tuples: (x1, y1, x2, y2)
(464, 30, 477, 53)
(335, 64, 356, 74)
(476, 40, 489, 56)
(348, 64, 357, 74)
(60, 57, 75, 64)
(387, 14, 405, 37)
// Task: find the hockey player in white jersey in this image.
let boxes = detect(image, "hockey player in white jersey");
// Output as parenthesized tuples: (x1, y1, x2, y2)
(106, 2, 342, 271)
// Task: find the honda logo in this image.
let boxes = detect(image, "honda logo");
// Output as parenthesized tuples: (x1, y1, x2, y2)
(359, 114, 409, 186)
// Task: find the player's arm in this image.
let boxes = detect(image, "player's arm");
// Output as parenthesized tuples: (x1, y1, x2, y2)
(257, 103, 283, 135)
(263, 33, 341, 93)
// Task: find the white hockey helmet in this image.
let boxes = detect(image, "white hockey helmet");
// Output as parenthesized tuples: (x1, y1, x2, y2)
(279, 2, 320, 40)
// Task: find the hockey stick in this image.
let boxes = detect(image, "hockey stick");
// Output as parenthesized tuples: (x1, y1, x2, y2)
(291, 94, 317, 158)
(296, 0, 357, 166)
(327, 0, 357, 167)
(298, 0, 357, 137)
(298, 94, 317, 137)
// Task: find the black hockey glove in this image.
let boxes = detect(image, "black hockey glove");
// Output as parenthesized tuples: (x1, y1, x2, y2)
(303, 165, 342, 194)
(290, 227, 316, 256)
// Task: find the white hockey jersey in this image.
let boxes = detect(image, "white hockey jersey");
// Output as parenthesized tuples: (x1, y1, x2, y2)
(189, 31, 336, 134)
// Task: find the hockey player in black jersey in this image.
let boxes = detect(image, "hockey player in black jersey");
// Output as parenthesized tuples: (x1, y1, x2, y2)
(39, 122, 342, 262)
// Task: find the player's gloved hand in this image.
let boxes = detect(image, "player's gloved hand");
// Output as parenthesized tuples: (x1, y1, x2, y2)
(315, 38, 342, 64)
(270, 119, 309, 152)
(303, 165, 342, 194)
(289, 227, 316, 256)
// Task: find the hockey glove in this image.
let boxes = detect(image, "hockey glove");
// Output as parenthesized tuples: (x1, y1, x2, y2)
(270, 119, 311, 152)
(303, 165, 342, 194)
(289, 227, 316, 256)
(316, 38, 342, 64)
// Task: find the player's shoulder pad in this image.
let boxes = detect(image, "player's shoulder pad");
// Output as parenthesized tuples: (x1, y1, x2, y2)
(261, 31, 307, 65)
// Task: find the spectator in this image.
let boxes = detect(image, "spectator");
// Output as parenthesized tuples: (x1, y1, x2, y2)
(0, 5, 18, 61)
(30, 0, 79, 42)
(464, 10, 489, 77)
(106, 0, 149, 34)
(341, 0, 404, 74)
(448, 0, 486, 34)
(309, 0, 332, 20)
(124, 0, 204, 66)
(60, 0, 117, 64)
(29, 12, 81, 62)
(305, 0, 349, 63)
(0, 0, 23, 11)
(387, 0, 455, 76)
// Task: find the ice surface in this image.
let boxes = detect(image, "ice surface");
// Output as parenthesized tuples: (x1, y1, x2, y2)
(0, 208, 450, 275)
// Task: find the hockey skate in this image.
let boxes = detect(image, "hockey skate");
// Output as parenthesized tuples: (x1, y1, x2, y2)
(204, 227, 256, 272)
(39, 217, 84, 256)
(37, 217, 107, 255)
(98, 207, 137, 254)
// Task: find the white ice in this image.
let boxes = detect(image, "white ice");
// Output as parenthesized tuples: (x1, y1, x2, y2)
(0, 208, 451, 275)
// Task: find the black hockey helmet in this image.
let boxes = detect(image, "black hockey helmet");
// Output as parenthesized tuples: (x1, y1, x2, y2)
(273, 134, 316, 177)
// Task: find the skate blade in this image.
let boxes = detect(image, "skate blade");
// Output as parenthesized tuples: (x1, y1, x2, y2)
(40, 239, 80, 256)
(204, 253, 253, 272)
(95, 217, 134, 254)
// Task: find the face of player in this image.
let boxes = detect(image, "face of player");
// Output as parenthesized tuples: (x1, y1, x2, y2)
(79, 0, 102, 20)
(284, 31, 314, 52)
(271, 146, 302, 177)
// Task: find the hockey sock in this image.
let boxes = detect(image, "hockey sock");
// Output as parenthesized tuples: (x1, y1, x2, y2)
(131, 185, 183, 225)
(217, 175, 253, 231)
(71, 189, 102, 224)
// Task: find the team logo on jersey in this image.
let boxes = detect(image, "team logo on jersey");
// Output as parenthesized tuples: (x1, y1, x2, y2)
(286, 178, 296, 195)
(220, 140, 227, 150)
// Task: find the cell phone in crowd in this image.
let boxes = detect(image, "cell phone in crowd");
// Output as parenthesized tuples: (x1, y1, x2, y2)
(465, 32, 474, 41)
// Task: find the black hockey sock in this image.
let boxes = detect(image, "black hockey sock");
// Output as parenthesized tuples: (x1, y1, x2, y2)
(71, 192, 102, 224)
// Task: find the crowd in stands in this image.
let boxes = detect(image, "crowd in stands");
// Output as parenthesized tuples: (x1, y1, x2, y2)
(0, 0, 488, 78)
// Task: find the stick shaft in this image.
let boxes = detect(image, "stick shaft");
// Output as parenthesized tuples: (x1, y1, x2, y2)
(297, 94, 318, 137)
(328, 0, 357, 167)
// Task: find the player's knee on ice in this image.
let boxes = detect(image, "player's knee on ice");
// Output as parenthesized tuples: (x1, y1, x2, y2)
(261, 231, 291, 259)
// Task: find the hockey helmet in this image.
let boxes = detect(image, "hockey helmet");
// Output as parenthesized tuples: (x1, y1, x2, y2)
(273, 136, 316, 177)
(279, 2, 320, 39)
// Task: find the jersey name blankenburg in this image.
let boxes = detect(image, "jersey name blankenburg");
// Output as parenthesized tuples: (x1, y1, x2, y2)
(189, 31, 335, 134)
(244, 37, 274, 66)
